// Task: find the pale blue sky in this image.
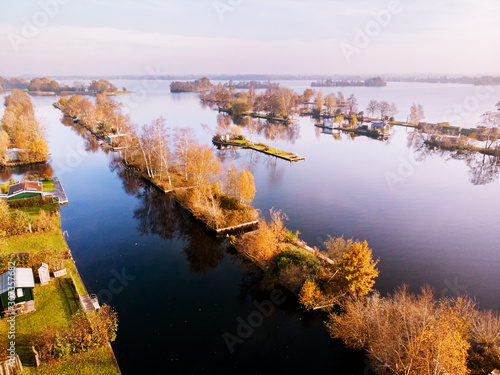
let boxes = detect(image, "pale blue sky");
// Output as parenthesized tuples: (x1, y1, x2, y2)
(0, 0, 499, 76)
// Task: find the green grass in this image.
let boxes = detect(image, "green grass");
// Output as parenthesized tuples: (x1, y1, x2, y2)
(0, 277, 81, 369)
(0, 207, 118, 373)
(2, 215, 87, 300)
(30, 346, 120, 375)
(18, 203, 59, 220)
(42, 180, 56, 192)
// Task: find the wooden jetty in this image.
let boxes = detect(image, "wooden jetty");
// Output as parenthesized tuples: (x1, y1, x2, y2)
(213, 139, 305, 162)
(80, 294, 100, 312)
(52, 176, 68, 205)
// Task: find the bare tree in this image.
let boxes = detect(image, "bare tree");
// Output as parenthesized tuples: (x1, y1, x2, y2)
(245, 117, 260, 143)
(409, 103, 425, 125)
(265, 123, 280, 152)
(174, 127, 197, 180)
(366, 100, 379, 118)
(478, 111, 500, 149)
(347, 94, 358, 115)
(389, 102, 398, 118)
(379, 101, 391, 119)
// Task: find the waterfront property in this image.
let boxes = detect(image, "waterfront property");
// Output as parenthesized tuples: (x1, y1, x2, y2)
(5, 148, 25, 162)
(6, 181, 43, 201)
(0, 268, 36, 316)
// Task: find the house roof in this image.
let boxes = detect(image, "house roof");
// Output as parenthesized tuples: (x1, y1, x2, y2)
(6, 148, 24, 154)
(0, 268, 35, 295)
(8, 181, 43, 196)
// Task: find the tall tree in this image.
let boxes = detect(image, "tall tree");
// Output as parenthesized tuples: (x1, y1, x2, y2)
(366, 100, 379, 118)
(186, 144, 221, 188)
(379, 101, 391, 119)
(174, 127, 197, 180)
(315, 92, 324, 112)
(238, 169, 256, 204)
(336, 240, 379, 296)
(409, 103, 425, 125)
(347, 94, 358, 115)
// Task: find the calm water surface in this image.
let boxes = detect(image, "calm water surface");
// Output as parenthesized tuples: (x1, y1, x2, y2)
(1, 81, 499, 374)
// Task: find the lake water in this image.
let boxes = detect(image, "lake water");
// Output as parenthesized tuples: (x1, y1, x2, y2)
(1, 81, 499, 374)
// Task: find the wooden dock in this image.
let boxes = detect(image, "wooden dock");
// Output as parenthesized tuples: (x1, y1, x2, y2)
(52, 176, 68, 205)
(213, 140, 305, 162)
(80, 294, 100, 312)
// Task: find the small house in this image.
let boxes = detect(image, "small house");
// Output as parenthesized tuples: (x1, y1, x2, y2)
(0, 268, 35, 315)
(7, 181, 43, 201)
(5, 148, 24, 162)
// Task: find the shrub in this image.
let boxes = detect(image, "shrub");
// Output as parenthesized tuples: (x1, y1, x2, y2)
(8, 210, 32, 235)
(283, 228, 300, 243)
(1, 182, 9, 194)
(274, 246, 320, 277)
(299, 279, 321, 310)
(8, 195, 54, 209)
(36, 209, 55, 232)
(92, 305, 119, 344)
(34, 328, 58, 362)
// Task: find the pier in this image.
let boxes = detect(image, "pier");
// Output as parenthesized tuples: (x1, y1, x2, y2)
(213, 139, 305, 162)
(52, 176, 69, 205)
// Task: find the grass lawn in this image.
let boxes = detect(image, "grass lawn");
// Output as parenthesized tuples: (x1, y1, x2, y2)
(18, 203, 59, 221)
(41, 180, 56, 192)
(30, 346, 119, 375)
(0, 277, 80, 369)
(0, 206, 119, 373)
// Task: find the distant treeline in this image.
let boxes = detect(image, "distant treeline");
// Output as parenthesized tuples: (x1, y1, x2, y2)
(28, 77, 118, 93)
(170, 77, 213, 92)
(386, 75, 500, 86)
(0, 77, 29, 92)
(225, 80, 278, 89)
(312, 76, 386, 87)
(0, 76, 119, 94)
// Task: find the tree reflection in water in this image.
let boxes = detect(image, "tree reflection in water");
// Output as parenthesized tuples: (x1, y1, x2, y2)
(465, 152, 499, 185)
(127, 173, 227, 274)
(407, 129, 500, 186)
(0, 162, 53, 181)
(61, 115, 101, 153)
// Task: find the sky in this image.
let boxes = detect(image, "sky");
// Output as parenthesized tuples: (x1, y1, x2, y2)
(0, 0, 499, 77)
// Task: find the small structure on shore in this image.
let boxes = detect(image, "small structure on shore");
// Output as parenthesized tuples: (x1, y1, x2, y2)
(6, 181, 43, 201)
(0, 268, 36, 316)
(5, 148, 25, 162)
(38, 263, 51, 286)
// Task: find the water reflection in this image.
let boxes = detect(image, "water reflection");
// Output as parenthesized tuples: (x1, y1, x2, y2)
(464, 152, 499, 185)
(0, 162, 53, 181)
(61, 115, 100, 153)
(407, 128, 500, 185)
(129, 176, 227, 274)
(109, 154, 141, 196)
